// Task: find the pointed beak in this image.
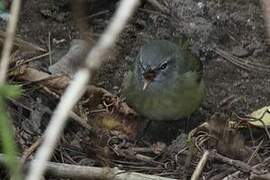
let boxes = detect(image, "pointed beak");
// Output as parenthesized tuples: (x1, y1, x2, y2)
(142, 69, 156, 90)
(142, 79, 151, 90)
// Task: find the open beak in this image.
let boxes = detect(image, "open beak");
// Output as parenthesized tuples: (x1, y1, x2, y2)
(142, 79, 151, 90)
(142, 69, 156, 90)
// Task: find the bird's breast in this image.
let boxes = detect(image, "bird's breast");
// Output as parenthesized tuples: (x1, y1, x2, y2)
(126, 75, 204, 121)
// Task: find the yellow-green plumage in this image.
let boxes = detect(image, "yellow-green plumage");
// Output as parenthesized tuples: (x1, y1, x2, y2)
(123, 40, 205, 121)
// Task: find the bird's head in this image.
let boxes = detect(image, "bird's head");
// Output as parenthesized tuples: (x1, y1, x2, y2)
(136, 40, 182, 91)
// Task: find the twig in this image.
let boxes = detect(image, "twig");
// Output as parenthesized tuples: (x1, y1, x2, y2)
(223, 150, 270, 179)
(78, 10, 109, 21)
(139, 8, 169, 19)
(145, 0, 169, 14)
(247, 140, 263, 164)
(252, 155, 270, 169)
(262, 0, 270, 40)
(215, 48, 270, 73)
(250, 173, 270, 180)
(191, 150, 209, 180)
(0, 30, 46, 52)
(48, 32, 52, 66)
(69, 111, 93, 131)
(8, 52, 50, 72)
(26, 69, 90, 180)
(25, 1, 141, 180)
(0, 0, 21, 83)
(209, 168, 236, 180)
(21, 137, 43, 163)
(0, 154, 176, 180)
(209, 150, 260, 175)
(15, 52, 50, 66)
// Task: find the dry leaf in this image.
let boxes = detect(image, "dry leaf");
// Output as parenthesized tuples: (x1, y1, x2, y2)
(249, 106, 270, 127)
(0, 30, 46, 52)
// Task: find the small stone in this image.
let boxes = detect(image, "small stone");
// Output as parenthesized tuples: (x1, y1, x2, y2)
(40, 9, 53, 18)
(113, 86, 119, 90)
(198, 2, 204, 9)
(242, 72, 249, 78)
(97, 81, 105, 86)
(97, 104, 103, 109)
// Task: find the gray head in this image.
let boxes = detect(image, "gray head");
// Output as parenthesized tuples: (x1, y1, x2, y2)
(135, 40, 186, 90)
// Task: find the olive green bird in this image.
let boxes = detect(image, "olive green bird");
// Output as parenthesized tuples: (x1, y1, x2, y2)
(123, 40, 205, 121)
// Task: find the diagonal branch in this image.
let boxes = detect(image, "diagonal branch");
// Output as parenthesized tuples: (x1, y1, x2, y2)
(0, 0, 21, 83)
(25, 0, 141, 180)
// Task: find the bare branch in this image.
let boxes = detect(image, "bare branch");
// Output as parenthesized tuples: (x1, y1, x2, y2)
(0, 0, 21, 83)
(145, 0, 169, 14)
(0, 153, 176, 180)
(191, 151, 209, 180)
(262, 0, 270, 40)
(25, 0, 141, 180)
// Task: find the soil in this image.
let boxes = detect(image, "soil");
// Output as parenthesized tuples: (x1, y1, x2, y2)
(1, 0, 270, 179)
(14, 0, 270, 117)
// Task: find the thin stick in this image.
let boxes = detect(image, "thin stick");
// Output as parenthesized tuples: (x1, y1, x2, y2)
(0, 153, 176, 180)
(215, 48, 270, 73)
(262, 0, 270, 39)
(247, 140, 263, 164)
(26, 68, 90, 180)
(209, 150, 260, 174)
(25, 1, 140, 180)
(146, 0, 169, 14)
(44, 162, 177, 180)
(48, 32, 52, 66)
(0, 0, 21, 83)
(191, 150, 209, 180)
(222, 155, 270, 179)
(8, 52, 50, 72)
(21, 138, 43, 163)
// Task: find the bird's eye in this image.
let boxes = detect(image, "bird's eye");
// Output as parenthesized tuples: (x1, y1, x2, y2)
(159, 63, 168, 70)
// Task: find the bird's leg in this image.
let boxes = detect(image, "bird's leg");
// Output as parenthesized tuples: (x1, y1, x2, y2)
(137, 119, 152, 140)
(184, 116, 191, 133)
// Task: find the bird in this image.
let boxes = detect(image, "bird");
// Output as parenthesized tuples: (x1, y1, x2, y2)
(122, 39, 205, 121)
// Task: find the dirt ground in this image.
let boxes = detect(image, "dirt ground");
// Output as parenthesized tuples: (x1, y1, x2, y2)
(1, 0, 270, 179)
(16, 0, 270, 118)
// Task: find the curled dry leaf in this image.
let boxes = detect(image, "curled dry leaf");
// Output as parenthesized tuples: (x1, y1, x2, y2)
(92, 112, 140, 139)
(10, 64, 70, 93)
(189, 113, 254, 162)
(11, 64, 51, 81)
(249, 106, 270, 127)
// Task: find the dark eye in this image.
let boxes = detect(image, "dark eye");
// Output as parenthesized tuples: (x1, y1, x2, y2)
(160, 63, 168, 70)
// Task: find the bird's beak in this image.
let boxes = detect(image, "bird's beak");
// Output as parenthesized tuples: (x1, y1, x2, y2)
(142, 79, 151, 90)
(142, 69, 156, 90)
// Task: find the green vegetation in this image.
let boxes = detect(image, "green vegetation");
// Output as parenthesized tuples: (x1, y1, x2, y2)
(0, 84, 22, 180)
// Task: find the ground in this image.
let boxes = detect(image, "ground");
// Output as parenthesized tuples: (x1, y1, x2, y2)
(1, 0, 270, 179)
